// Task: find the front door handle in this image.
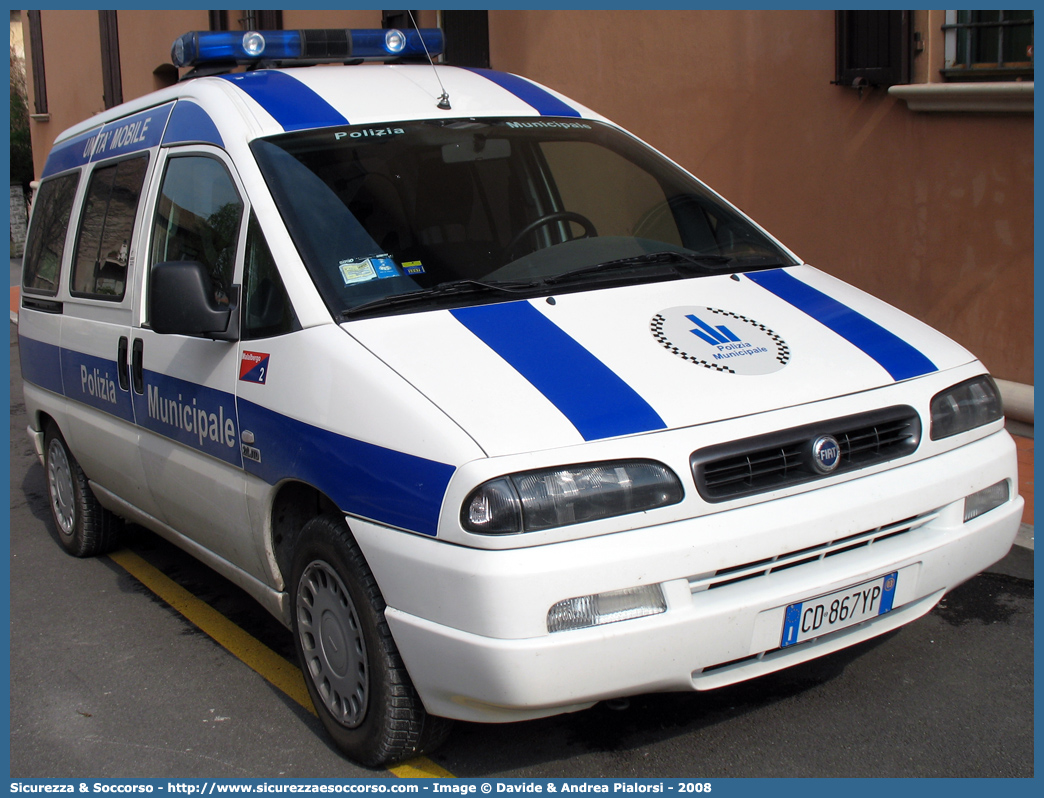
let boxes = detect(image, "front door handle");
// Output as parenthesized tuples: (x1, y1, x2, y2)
(131, 339, 144, 395)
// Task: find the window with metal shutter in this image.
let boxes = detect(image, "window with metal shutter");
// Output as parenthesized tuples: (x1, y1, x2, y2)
(835, 10, 911, 89)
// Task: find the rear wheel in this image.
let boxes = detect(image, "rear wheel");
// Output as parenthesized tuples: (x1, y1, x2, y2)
(43, 423, 122, 557)
(290, 514, 451, 767)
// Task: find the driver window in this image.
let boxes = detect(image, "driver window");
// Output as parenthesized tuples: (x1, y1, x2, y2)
(151, 155, 244, 301)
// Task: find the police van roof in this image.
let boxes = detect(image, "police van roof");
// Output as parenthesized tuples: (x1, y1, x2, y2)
(43, 29, 604, 178)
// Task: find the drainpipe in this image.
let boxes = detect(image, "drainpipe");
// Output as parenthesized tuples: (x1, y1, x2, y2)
(996, 379, 1033, 436)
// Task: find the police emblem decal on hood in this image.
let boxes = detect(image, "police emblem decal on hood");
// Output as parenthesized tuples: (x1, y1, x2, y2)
(651, 307, 790, 375)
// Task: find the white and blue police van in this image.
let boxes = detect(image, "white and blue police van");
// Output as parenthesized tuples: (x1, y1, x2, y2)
(18, 28, 1023, 766)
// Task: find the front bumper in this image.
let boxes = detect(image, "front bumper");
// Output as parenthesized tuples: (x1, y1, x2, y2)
(351, 430, 1022, 723)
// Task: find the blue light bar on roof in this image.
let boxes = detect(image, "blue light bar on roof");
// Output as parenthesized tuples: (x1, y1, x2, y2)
(171, 28, 445, 68)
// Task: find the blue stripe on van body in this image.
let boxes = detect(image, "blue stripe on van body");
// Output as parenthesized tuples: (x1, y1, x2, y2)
(133, 369, 242, 467)
(162, 100, 224, 148)
(746, 269, 937, 382)
(464, 68, 582, 117)
(42, 104, 174, 177)
(42, 129, 104, 177)
(64, 349, 136, 424)
(20, 337, 135, 423)
(237, 399, 454, 537)
(451, 301, 666, 441)
(18, 335, 65, 395)
(220, 71, 349, 131)
(20, 332, 450, 535)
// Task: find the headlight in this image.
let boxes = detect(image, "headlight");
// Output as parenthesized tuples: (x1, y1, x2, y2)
(462, 460, 684, 534)
(930, 375, 1003, 440)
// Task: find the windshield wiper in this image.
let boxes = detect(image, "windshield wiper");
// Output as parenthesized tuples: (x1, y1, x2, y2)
(542, 250, 736, 286)
(340, 278, 540, 319)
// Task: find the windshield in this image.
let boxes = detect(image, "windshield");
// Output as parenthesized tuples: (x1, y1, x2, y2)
(250, 118, 797, 318)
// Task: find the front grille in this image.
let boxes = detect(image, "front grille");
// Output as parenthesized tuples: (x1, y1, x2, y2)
(691, 406, 921, 502)
(688, 511, 936, 594)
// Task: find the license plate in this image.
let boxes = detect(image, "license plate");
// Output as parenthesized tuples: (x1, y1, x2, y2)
(780, 571, 898, 648)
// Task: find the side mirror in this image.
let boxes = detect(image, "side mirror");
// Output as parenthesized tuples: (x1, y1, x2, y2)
(149, 260, 240, 341)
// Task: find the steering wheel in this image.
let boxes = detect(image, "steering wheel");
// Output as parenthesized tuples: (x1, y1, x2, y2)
(505, 211, 598, 261)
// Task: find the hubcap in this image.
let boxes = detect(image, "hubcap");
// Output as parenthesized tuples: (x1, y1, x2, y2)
(46, 439, 76, 537)
(296, 560, 368, 728)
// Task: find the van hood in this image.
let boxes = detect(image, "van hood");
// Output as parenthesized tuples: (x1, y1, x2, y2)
(343, 266, 976, 458)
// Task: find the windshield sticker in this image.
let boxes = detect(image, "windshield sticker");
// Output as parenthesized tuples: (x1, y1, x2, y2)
(652, 306, 790, 375)
(402, 260, 425, 276)
(339, 258, 378, 285)
(340, 257, 401, 285)
(371, 257, 400, 279)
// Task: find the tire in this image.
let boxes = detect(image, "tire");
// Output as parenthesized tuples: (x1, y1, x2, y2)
(290, 514, 452, 767)
(43, 423, 123, 557)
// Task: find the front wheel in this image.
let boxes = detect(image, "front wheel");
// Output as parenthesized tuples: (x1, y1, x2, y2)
(44, 423, 122, 557)
(290, 515, 451, 767)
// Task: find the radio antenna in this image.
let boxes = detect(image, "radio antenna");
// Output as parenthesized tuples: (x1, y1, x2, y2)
(408, 10, 451, 109)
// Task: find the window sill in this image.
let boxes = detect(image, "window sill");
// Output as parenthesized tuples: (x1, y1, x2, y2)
(888, 81, 1033, 113)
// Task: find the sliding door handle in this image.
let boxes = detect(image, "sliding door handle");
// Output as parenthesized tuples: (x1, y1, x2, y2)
(117, 337, 129, 391)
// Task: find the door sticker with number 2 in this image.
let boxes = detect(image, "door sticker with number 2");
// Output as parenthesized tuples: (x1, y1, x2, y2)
(240, 351, 271, 384)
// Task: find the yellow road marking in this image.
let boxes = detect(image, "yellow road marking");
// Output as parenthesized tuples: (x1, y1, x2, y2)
(389, 758, 456, 779)
(108, 549, 315, 710)
(107, 548, 452, 778)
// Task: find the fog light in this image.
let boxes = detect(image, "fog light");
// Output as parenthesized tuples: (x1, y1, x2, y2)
(547, 585, 666, 633)
(964, 480, 1009, 523)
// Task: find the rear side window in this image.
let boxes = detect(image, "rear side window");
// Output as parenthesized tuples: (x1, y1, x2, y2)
(71, 155, 149, 300)
(23, 172, 80, 296)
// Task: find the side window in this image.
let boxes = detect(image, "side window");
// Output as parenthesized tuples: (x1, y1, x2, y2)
(23, 172, 80, 296)
(242, 211, 300, 339)
(150, 155, 244, 302)
(71, 155, 149, 300)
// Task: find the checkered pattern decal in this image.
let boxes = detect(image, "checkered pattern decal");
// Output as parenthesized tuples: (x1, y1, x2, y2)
(651, 308, 790, 373)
